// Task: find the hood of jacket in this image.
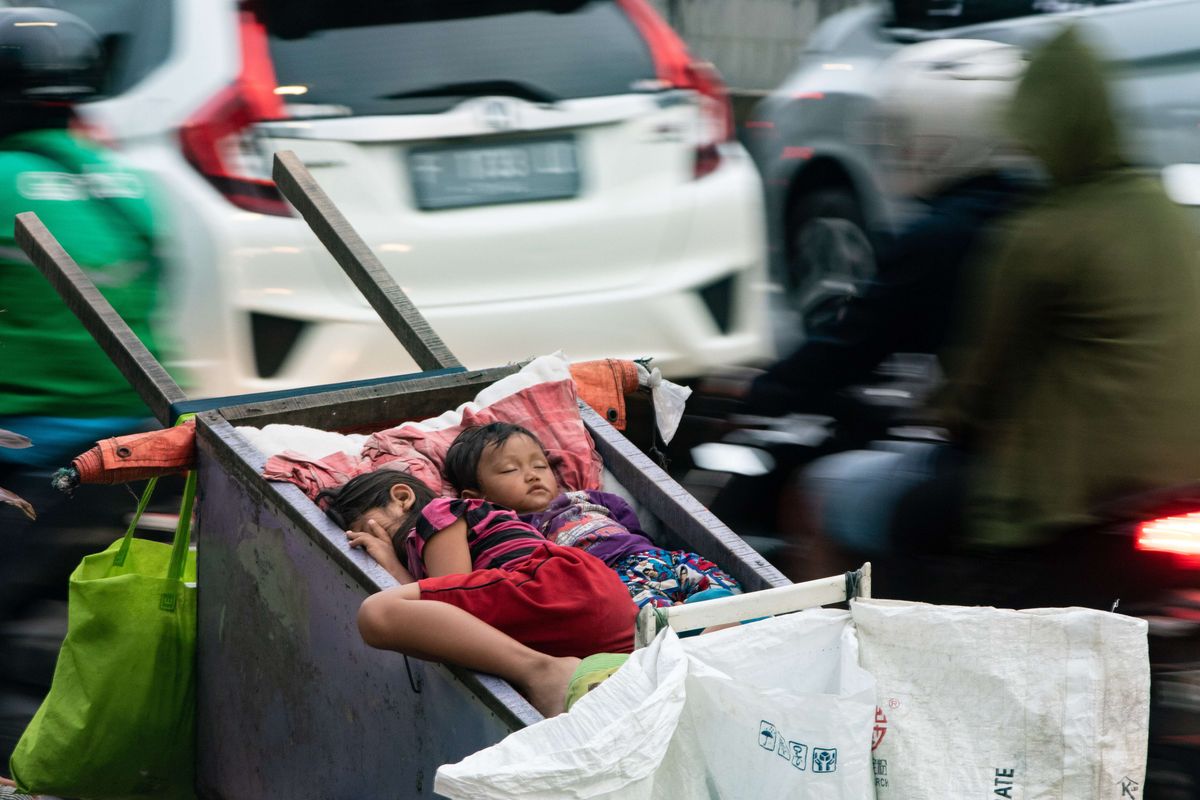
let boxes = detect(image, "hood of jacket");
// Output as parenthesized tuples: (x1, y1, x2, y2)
(1008, 26, 1125, 186)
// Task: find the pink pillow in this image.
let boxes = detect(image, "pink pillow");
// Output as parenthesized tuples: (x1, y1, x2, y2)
(263, 353, 602, 503)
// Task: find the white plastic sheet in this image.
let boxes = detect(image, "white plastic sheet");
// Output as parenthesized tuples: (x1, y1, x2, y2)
(636, 363, 691, 445)
(435, 610, 877, 799)
(853, 599, 1150, 800)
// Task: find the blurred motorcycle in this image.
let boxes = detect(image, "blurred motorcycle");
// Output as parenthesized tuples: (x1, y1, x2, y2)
(672, 358, 1200, 798)
(672, 352, 943, 565)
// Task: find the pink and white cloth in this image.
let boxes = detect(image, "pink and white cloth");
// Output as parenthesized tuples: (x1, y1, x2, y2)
(254, 353, 604, 504)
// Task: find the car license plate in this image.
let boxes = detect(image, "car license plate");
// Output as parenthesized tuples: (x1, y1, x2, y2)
(408, 135, 581, 210)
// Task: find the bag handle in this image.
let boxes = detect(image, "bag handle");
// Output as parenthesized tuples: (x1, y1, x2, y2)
(113, 475, 161, 568)
(112, 415, 197, 611)
(165, 470, 197, 587)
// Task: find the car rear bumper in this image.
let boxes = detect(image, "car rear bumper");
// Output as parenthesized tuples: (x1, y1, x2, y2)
(353, 267, 767, 376)
(142, 138, 772, 396)
(176, 256, 772, 397)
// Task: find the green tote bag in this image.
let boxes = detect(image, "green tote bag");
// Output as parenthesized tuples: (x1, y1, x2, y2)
(10, 472, 198, 800)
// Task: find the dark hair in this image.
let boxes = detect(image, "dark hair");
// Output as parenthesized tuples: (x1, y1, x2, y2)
(443, 422, 546, 493)
(318, 469, 436, 554)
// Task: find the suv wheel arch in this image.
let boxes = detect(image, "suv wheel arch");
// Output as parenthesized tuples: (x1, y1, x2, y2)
(783, 160, 876, 331)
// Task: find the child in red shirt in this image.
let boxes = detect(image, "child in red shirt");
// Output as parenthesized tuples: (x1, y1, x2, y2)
(319, 469, 635, 717)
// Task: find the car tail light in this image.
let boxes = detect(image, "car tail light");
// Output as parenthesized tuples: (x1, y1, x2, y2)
(1136, 512, 1200, 559)
(179, 11, 291, 216)
(617, 0, 734, 179)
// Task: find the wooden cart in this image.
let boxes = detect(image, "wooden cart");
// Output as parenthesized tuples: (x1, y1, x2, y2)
(14, 152, 867, 799)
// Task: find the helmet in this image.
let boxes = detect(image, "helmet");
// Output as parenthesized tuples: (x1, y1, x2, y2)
(870, 39, 1027, 199)
(0, 7, 101, 105)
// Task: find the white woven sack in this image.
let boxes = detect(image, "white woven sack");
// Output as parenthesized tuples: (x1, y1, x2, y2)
(435, 609, 877, 800)
(852, 599, 1149, 800)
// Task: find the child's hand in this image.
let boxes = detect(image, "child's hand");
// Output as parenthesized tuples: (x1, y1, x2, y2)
(347, 519, 408, 582)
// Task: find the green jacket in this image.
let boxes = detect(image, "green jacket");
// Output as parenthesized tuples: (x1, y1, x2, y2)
(0, 128, 162, 418)
(942, 28, 1200, 548)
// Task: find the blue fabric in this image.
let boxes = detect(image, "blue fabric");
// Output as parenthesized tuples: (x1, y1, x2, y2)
(611, 547, 741, 609)
(0, 415, 154, 469)
(804, 441, 944, 555)
(683, 586, 736, 604)
(677, 585, 737, 638)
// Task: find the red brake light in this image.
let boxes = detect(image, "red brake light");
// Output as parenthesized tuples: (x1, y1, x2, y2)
(179, 12, 291, 216)
(1136, 512, 1200, 557)
(616, 0, 734, 179)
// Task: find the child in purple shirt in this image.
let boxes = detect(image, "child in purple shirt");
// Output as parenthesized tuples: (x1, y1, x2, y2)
(444, 422, 740, 609)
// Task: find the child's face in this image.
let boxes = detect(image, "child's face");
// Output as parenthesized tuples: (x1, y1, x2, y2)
(348, 482, 417, 538)
(468, 433, 559, 514)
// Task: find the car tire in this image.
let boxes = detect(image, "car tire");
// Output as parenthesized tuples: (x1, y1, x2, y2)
(786, 188, 875, 333)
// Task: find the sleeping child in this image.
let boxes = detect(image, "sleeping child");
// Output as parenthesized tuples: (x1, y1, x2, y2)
(442, 422, 741, 609)
(319, 469, 637, 718)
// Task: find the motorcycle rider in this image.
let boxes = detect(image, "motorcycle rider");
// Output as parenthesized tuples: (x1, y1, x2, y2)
(938, 25, 1200, 556)
(715, 39, 1035, 585)
(0, 9, 168, 620)
(795, 27, 1200, 606)
(0, 7, 167, 462)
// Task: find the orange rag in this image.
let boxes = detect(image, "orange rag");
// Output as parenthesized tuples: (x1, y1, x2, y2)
(569, 359, 640, 430)
(71, 419, 197, 484)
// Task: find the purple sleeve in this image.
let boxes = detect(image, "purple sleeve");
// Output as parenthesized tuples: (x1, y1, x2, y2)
(585, 491, 650, 540)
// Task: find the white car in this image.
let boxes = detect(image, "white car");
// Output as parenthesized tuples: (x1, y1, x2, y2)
(44, 0, 771, 397)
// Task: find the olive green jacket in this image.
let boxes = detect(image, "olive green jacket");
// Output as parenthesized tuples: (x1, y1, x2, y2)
(942, 27, 1200, 547)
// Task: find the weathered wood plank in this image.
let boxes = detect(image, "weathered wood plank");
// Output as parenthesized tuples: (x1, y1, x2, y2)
(272, 150, 461, 373)
(14, 211, 187, 426)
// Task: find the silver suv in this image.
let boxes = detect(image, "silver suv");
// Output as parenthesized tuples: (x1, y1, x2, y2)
(747, 0, 1200, 325)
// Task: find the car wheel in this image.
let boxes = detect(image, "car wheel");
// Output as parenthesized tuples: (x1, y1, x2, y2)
(786, 188, 875, 333)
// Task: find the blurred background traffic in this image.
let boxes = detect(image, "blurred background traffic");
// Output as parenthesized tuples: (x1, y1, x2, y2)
(2, 0, 1200, 794)
(6, 0, 1199, 396)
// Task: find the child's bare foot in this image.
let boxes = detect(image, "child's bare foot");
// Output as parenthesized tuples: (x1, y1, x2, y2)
(517, 655, 580, 718)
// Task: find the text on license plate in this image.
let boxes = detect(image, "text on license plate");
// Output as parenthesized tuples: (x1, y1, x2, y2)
(408, 136, 580, 210)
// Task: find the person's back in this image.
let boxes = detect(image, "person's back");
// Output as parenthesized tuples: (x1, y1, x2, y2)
(0, 129, 161, 424)
(941, 26, 1200, 547)
(746, 172, 1028, 415)
(0, 9, 170, 768)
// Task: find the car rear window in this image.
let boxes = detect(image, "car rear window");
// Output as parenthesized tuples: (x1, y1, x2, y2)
(19, 0, 172, 95)
(257, 0, 658, 117)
